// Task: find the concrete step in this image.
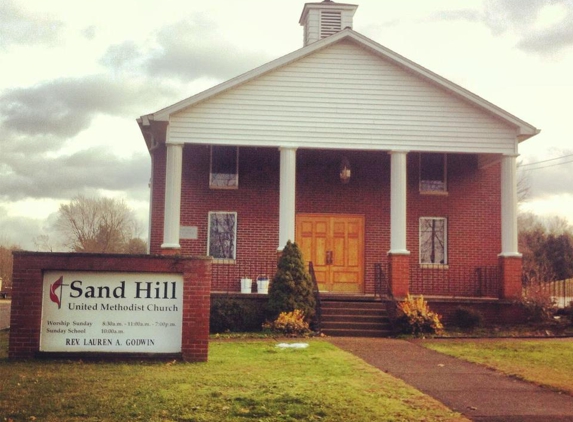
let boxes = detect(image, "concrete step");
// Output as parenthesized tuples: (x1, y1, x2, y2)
(321, 314, 390, 324)
(318, 299, 393, 337)
(321, 300, 383, 309)
(321, 308, 388, 317)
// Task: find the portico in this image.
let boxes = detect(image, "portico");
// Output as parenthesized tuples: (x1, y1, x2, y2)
(138, 0, 538, 303)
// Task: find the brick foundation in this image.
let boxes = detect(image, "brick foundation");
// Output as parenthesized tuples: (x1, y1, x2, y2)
(387, 297, 526, 327)
(388, 253, 410, 298)
(424, 298, 526, 326)
(9, 252, 211, 362)
(499, 255, 523, 300)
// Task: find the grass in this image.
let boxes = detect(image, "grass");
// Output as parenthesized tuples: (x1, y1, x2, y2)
(0, 331, 465, 422)
(423, 338, 573, 395)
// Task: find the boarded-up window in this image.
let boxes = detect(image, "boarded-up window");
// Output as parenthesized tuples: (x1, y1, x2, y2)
(420, 217, 447, 264)
(208, 212, 237, 260)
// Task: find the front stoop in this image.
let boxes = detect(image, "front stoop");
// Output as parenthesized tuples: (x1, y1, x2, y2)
(320, 298, 392, 337)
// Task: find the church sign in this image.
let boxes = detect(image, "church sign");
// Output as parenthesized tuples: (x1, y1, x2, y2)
(41, 271, 183, 353)
(9, 252, 211, 361)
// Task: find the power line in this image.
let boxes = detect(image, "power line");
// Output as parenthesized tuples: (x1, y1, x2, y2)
(520, 153, 573, 167)
(522, 158, 573, 171)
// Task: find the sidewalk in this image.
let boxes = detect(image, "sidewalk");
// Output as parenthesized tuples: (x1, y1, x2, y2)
(328, 337, 573, 421)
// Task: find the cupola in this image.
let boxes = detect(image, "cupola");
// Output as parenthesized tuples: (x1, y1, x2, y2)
(299, 0, 358, 46)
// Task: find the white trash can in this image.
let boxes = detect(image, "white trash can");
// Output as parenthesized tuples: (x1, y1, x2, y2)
(240, 278, 252, 294)
(256, 276, 269, 294)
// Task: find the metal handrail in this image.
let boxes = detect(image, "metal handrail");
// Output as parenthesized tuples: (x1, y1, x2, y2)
(374, 263, 392, 299)
(309, 261, 322, 333)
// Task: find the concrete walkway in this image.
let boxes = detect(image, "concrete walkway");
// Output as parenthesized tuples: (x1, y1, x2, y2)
(328, 337, 573, 421)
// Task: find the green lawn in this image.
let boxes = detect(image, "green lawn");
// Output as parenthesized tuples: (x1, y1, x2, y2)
(423, 339, 573, 395)
(0, 331, 465, 421)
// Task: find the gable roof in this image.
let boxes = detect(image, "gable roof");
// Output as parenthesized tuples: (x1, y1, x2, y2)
(140, 28, 539, 141)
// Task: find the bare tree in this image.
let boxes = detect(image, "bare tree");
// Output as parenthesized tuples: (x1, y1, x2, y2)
(517, 160, 531, 204)
(55, 195, 146, 253)
(33, 234, 55, 252)
(519, 212, 573, 283)
(0, 237, 21, 293)
(545, 215, 572, 236)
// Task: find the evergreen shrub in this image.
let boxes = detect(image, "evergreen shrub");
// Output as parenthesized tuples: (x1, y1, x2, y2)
(452, 306, 483, 330)
(267, 241, 316, 322)
(210, 297, 266, 333)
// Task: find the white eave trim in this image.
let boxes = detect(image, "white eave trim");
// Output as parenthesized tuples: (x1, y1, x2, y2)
(145, 29, 539, 139)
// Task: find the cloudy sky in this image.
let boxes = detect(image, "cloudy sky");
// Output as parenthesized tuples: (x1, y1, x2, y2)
(1, 0, 572, 249)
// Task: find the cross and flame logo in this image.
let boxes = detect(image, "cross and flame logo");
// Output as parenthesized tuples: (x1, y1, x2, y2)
(49, 276, 65, 309)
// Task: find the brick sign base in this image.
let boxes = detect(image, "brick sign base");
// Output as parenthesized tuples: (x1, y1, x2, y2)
(9, 252, 211, 362)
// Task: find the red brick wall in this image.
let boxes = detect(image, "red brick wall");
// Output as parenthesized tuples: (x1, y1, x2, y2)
(407, 154, 501, 296)
(499, 256, 523, 299)
(388, 254, 410, 298)
(9, 252, 211, 361)
(424, 299, 526, 326)
(149, 148, 502, 296)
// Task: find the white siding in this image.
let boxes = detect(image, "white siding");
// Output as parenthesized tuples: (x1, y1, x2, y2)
(303, 10, 320, 46)
(169, 40, 518, 154)
(341, 12, 354, 30)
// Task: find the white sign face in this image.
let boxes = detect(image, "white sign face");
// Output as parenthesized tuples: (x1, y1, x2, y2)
(40, 271, 183, 353)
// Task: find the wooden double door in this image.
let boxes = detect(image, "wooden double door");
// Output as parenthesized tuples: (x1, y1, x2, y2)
(296, 214, 364, 293)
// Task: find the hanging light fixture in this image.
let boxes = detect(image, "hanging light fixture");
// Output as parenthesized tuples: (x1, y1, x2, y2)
(339, 156, 351, 183)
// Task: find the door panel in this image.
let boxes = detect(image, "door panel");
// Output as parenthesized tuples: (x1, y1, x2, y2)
(296, 214, 364, 293)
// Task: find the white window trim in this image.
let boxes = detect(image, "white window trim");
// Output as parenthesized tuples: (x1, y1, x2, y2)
(419, 153, 447, 195)
(209, 146, 239, 190)
(419, 217, 448, 266)
(207, 211, 237, 262)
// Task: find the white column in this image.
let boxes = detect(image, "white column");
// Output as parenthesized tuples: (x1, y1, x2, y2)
(278, 147, 297, 251)
(500, 154, 521, 257)
(161, 143, 183, 250)
(389, 151, 410, 255)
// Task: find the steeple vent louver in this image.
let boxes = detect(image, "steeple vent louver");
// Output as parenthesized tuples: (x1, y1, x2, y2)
(320, 10, 342, 39)
(299, 1, 358, 46)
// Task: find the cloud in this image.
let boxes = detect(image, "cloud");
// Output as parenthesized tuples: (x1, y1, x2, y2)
(487, 0, 573, 54)
(483, 0, 542, 32)
(82, 25, 96, 40)
(0, 0, 64, 48)
(517, 18, 573, 53)
(0, 129, 68, 155)
(101, 17, 271, 81)
(0, 206, 44, 249)
(520, 151, 573, 199)
(432, 0, 573, 55)
(432, 10, 482, 23)
(100, 41, 145, 74)
(0, 148, 150, 202)
(0, 75, 177, 138)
